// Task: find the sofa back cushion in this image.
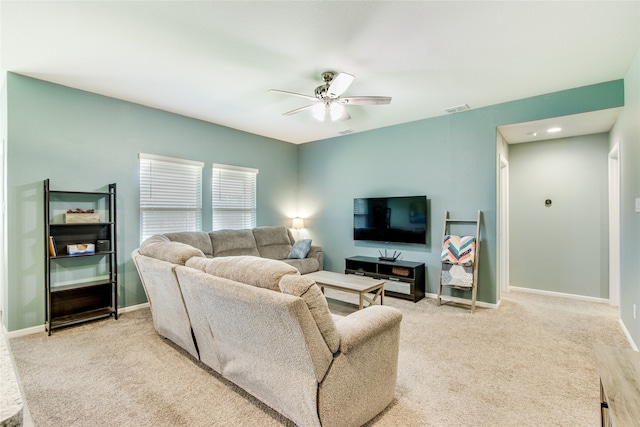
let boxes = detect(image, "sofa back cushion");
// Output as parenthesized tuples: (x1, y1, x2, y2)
(253, 226, 294, 260)
(184, 256, 210, 271)
(164, 231, 213, 256)
(176, 266, 333, 424)
(279, 275, 340, 353)
(139, 235, 205, 265)
(209, 229, 261, 257)
(205, 256, 298, 291)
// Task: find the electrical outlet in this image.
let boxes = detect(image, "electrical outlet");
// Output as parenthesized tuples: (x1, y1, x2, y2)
(634, 304, 637, 320)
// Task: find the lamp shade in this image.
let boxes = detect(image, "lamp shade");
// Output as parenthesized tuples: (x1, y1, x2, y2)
(292, 217, 304, 229)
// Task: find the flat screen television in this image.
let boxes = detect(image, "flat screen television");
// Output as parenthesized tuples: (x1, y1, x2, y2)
(353, 195, 427, 244)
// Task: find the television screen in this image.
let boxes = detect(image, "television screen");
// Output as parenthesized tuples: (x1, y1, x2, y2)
(354, 195, 427, 244)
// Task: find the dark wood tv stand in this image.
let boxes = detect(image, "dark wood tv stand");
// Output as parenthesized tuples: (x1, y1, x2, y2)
(345, 256, 425, 302)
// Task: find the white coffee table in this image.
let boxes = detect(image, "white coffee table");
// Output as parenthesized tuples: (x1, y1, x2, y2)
(305, 270, 385, 310)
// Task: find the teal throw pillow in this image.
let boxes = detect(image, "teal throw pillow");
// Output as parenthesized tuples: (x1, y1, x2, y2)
(287, 239, 312, 259)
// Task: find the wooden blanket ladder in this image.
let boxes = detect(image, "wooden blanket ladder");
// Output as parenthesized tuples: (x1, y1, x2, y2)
(437, 210, 481, 313)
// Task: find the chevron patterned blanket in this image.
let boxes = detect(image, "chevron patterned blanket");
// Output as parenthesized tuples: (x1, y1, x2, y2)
(441, 235, 476, 266)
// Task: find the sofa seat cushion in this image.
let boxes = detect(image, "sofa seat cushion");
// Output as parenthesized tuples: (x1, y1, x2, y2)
(281, 258, 320, 275)
(164, 231, 213, 256)
(279, 275, 340, 353)
(205, 256, 299, 291)
(140, 235, 205, 265)
(253, 226, 293, 260)
(209, 229, 261, 257)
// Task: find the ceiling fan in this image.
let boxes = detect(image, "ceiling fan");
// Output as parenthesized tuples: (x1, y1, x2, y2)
(269, 71, 392, 122)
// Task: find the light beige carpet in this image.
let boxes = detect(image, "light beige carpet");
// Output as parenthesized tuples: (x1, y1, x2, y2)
(9, 290, 630, 426)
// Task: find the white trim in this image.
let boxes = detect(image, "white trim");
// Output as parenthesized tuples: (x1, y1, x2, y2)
(6, 324, 45, 339)
(498, 154, 510, 296)
(212, 163, 259, 174)
(119, 302, 149, 313)
(139, 152, 204, 168)
(426, 293, 501, 309)
(618, 318, 639, 351)
(608, 143, 620, 307)
(5, 303, 150, 338)
(509, 286, 609, 304)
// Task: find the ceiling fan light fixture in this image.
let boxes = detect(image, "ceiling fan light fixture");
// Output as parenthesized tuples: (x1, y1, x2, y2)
(312, 103, 326, 121)
(271, 71, 390, 122)
(329, 103, 346, 121)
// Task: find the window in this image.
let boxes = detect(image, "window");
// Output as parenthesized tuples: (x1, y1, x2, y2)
(212, 163, 258, 230)
(139, 153, 204, 241)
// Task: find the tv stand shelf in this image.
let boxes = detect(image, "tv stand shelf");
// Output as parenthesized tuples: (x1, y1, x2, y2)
(345, 256, 425, 302)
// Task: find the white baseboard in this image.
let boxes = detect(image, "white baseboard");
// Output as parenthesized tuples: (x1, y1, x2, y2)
(6, 325, 45, 339)
(425, 293, 501, 309)
(119, 302, 150, 313)
(618, 318, 639, 351)
(5, 303, 150, 339)
(509, 286, 609, 304)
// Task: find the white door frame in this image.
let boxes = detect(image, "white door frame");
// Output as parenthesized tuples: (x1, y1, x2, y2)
(608, 143, 620, 306)
(0, 137, 4, 328)
(498, 155, 510, 295)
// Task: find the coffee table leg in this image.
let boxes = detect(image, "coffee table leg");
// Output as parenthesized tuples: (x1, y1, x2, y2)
(361, 286, 384, 308)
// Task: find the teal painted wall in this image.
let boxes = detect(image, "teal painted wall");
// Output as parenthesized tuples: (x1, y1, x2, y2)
(611, 49, 640, 348)
(6, 73, 298, 332)
(298, 80, 624, 305)
(509, 134, 610, 298)
(4, 72, 627, 330)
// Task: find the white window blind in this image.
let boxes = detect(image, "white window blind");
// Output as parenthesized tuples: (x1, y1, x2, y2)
(212, 163, 258, 230)
(139, 153, 204, 242)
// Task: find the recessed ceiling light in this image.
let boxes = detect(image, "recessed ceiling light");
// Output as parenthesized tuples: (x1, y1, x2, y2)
(547, 127, 562, 133)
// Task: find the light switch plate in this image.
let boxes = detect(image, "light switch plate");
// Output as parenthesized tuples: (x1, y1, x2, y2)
(636, 198, 640, 213)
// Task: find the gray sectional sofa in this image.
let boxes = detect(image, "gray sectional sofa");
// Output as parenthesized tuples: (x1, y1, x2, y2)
(160, 226, 323, 274)
(132, 227, 403, 427)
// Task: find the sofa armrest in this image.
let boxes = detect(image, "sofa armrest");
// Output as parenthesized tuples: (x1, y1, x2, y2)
(318, 305, 402, 427)
(307, 245, 323, 271)
(333, 305, 402, 353)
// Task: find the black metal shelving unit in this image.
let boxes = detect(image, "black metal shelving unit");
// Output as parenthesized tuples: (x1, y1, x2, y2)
(44, 179, 118, 335)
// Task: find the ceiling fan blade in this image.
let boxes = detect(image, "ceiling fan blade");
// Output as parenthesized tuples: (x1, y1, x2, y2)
(327, 72, 355, 98)
(269, 89, 317, 102)
(338, 96, 392, 105)
(282, 104, 316, 116)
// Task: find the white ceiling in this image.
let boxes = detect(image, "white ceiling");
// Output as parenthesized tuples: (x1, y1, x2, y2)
(2, 1, 639, 144)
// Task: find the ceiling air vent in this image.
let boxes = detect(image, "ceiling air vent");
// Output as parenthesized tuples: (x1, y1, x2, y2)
(443, 104, 470, 114)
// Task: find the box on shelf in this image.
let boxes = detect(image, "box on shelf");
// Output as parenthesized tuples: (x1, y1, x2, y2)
(65, 213, 100, 223)
(67, 244, 95, 255)
(391, 266, 411, 277)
